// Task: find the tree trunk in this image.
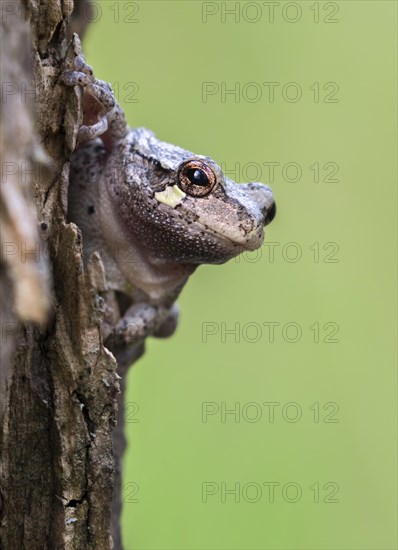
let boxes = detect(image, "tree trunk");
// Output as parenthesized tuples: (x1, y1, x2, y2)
(0, 1, 119, 548)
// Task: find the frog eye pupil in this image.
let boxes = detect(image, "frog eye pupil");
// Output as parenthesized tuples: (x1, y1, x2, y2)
(186, 168, 208, 187)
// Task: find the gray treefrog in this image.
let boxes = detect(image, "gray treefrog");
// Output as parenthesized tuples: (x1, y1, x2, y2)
(62, 36, 276, 362)
(62, 34, 276, 547)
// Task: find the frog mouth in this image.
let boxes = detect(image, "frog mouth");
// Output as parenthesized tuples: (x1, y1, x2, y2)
(195, 222, 265, 262)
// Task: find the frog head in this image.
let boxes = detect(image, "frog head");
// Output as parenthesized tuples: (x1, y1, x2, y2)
(105, 128, 276, 266)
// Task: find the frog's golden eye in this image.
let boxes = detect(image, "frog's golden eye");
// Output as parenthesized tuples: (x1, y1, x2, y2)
(177, 160, 217, 197)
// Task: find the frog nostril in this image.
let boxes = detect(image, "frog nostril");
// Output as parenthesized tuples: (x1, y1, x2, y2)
(264, 201, 276, 225)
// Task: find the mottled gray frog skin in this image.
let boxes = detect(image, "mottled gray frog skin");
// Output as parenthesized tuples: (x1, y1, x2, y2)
(63, 40, 276, 356)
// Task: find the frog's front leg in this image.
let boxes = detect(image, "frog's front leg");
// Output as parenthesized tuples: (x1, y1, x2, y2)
(61, 33, 127, 148)
(105, 303, 179, 352)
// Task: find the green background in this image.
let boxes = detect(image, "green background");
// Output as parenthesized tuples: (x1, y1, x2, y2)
(85, 1, 397, 548)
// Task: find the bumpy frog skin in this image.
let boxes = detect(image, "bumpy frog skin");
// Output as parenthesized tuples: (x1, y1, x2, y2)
(63, 36, 276, 356)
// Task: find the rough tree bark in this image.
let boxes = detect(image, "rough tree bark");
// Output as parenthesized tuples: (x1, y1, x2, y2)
(0, 1, 120, 548)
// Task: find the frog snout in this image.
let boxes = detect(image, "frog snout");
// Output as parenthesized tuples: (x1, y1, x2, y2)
(221, 180, 276, 252)
(242, 182, 276, 227)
